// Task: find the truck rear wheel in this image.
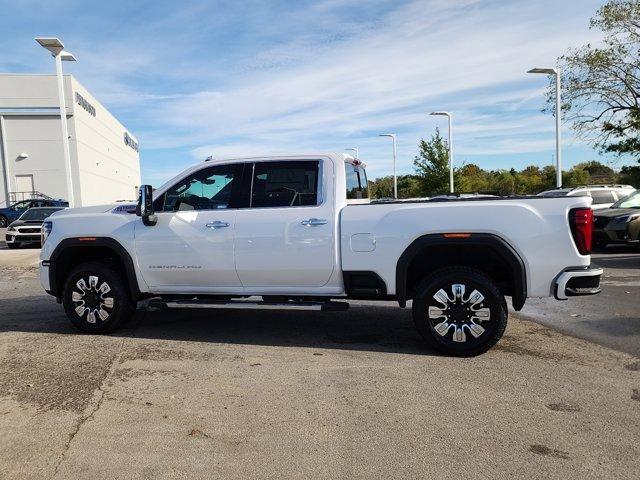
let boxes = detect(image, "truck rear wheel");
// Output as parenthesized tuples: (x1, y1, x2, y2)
(62, 261, 135, 333)
(412, 267, 507, 357)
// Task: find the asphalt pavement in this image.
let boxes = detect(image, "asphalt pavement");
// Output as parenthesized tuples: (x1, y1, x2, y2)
(1, 264, 639, 479)
(516, 245, 640, 357)
(0, 238, 639, 478)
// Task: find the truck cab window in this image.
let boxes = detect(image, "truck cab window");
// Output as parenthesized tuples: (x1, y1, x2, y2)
(159, 164, 241, 211)
(250, 161, 319, 208)
(345, 163, 369, 200)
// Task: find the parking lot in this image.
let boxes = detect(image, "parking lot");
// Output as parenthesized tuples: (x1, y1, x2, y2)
(0, 231, 639, 479)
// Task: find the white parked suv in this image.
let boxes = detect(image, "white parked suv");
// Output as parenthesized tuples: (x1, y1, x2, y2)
(538, 184, 635, 210)
(39, 154, 602, 356)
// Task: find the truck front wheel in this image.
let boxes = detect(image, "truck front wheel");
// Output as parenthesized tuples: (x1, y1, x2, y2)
(62, 261, 135, 333)
(412, 267, 507, 357)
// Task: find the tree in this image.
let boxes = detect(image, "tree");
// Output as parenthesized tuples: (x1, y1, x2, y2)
(368, 176, 394, 199)
(489, 171, 516, 196)
(541, 166, 558, 190)
(548, 1, 640, 160)
(368, 175, 425, 199)
(397, 175, 425, 198)
(413, 128, 454, 195)
(573, 161, 617, 183)
(619, 164, 640, 186)
(563, 167, 591, 187)
(515, 165, 544, 193)
(457, 164, 490, 193)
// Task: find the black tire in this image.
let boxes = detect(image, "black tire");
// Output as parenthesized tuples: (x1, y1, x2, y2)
(6, 242, 20, 249)
(412, 267, 507, 357)
(0, 216, 7, 228)
(62, 261, 135, 333)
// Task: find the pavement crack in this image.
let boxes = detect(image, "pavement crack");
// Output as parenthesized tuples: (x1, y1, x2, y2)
(49, 337, 127, 480)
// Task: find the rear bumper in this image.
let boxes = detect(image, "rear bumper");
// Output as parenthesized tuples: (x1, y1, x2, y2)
(554, 265, 603, 300)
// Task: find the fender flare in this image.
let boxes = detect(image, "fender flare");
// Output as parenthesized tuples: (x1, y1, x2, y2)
(395, 233, 527, 310)
(47, 237, 141, 300)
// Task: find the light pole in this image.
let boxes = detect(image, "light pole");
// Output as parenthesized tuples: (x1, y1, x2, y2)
(35, 37, 77, 207)
(528, 67, 562, 188)
(379, 134, 397, 199)
(429, 111, 454, 193)
(344, 147, 359, 159)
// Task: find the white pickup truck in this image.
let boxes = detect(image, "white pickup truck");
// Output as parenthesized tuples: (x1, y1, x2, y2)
(39, 154, 602, 356)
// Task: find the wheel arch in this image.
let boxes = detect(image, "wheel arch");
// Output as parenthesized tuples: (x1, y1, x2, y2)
(47, 237, 141, 300)
(395, 233, 527, 310)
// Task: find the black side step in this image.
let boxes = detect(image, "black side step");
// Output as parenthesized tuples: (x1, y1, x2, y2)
(146, 298, 349, 312)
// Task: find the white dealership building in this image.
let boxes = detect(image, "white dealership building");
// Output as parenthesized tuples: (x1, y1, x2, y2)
(0, 74, 141, 207)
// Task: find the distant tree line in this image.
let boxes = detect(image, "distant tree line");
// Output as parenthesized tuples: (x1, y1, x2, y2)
(368, 129, 639, 199)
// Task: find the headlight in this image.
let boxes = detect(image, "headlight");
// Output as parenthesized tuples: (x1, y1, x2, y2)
(41, 221, 53, 244)
(614, 214, 640, 224)
(7, 226, 15, 232)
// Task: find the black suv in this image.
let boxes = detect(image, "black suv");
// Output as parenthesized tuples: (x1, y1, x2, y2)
(0, 199, 68, 228)
(593, 190, 640, 249)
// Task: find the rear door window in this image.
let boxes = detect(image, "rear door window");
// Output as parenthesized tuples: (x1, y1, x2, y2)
(250, 161, 319, 208)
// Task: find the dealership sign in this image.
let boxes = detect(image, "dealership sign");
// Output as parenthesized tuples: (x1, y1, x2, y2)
(75, 92, 96, 117)
(124, 132, 139, 152)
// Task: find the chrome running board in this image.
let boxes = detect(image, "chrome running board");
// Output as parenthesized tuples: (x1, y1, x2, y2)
(147, 298, 349, 312)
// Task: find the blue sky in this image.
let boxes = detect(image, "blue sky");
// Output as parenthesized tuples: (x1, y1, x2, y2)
(0, 0, 633, 183)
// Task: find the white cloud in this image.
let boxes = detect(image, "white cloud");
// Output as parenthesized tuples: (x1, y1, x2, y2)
(8, 0, 613, 180)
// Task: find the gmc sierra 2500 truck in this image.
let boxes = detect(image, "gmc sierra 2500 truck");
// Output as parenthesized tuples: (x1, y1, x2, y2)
(39, 154, 602, 356)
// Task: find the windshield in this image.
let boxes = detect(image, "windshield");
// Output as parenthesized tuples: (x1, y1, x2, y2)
(19, 208, 62, 221)
(611, 191, 640, 209)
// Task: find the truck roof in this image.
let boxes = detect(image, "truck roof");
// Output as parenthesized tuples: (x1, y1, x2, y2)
(203, 152, 363, 166)
(154, 153, 364, 193)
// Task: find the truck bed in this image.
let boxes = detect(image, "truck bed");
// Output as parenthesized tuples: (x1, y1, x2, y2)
(340, 195, 592, 298)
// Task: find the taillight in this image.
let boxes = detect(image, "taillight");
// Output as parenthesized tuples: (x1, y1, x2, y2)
(569, 208, 593, 255)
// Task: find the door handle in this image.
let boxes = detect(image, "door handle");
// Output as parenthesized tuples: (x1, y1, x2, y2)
(205, 221, 230, 229)
(301, 218, 328, 226)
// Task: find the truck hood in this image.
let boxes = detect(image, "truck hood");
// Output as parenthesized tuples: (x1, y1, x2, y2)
(594, 207, 640, 219)
(8, 219, 44, 228)
(50, 203, 135, 217)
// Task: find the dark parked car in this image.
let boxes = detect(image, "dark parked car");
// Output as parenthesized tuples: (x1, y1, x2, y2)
(0, 198, 68, 228)
(593, 190, 640, 249)
(5, 207, 65, 248)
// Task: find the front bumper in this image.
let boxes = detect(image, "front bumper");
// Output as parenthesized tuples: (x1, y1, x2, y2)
(593, 223, 639, 245)
(6, 232, 41, 244)
(40, 262, 51, 292)
(554, 265, 603, 300)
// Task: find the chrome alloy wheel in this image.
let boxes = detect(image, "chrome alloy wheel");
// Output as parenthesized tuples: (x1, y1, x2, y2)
(71, 276, 115, 324)
(427, 284, 491, 343)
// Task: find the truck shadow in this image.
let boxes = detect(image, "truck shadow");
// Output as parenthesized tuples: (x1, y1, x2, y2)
(0, 295, 434, 356)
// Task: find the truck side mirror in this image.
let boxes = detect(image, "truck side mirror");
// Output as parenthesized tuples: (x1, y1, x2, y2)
(136, 185, 157, 226)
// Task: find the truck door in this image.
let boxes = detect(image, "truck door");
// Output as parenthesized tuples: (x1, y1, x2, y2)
(134, 162, 245, 291)
(234, 159, 336, 287)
